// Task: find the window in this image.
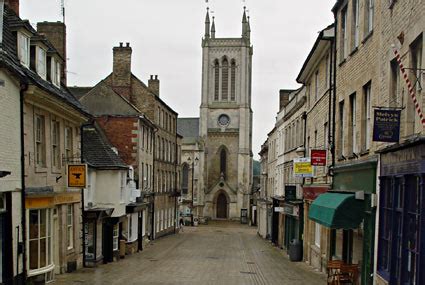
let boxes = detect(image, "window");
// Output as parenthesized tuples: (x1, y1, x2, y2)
(411, 35, 423, 93)
(365, 0, 374, 34)
(325, 53, 330, 88)
(67, 204, 73, 249)
(64, 126, 73, 160)
(18, 32, 30, 67)
(390, 59, 401, 107)
(341, 7, 348, 60)
(231, 60, 236, 101)
(120, 172, 126, 202)
(35, 114, 46, 166)
(214, 60, 219, 101)
(324, 122, 328, 149)
(352, 0, 360, 48)
(112, 224, 119, 251)
(363, 83, 372, 151)
(56, 61, 61, 86)
(220, 148, 227, 178)
(36, 47, 47, 79)
(350, 94, 357, 153)
(29, 209, 52, 270)
(51, 120, 60, 169)
(221, 58, 229, 100)
(315, 223, 321, 248)
(339, 101, 345, 156)
(50, 57, 61, 86)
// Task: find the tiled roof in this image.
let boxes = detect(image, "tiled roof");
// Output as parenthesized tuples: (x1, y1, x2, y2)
(69, 86, 93, 100)
(177, 118, 199, 138)
(0, 6, 89, 117)
(82, 124, 128, 170)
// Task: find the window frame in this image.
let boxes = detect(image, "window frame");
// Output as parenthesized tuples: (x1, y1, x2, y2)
(112, 224, 119, 251)
(36, 46, 47, 79)
(67, 204, 74, 250)
(35, 114, 46, 167)
(18, 32, 30, 67)
(28, 208, 53, 273)
(51, 119, 61, 170)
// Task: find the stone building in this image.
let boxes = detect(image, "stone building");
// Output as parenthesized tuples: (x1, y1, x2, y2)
(256, 141, 270, 239)
(374, 1, 424, 284)
(296, 25, 334, 273)
(0, 5, 91, 282)
(71, 43, 180, 239)
(178, 8, 253, 222)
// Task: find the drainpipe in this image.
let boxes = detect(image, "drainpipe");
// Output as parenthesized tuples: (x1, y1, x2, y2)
(331, 12, 338, 184)
(151, 129, 157, 240)
(20, 82, 28, 284)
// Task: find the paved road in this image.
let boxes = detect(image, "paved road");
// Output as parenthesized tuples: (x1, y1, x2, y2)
(56, 221, 326, 285)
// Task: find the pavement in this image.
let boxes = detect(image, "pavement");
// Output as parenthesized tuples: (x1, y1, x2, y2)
(55, 221, 326, 285)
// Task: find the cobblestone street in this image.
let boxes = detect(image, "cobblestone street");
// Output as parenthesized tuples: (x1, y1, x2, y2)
(56, 222, 326, 285)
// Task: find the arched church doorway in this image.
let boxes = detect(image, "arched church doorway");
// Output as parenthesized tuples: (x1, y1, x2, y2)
(216, 192, 228, 219)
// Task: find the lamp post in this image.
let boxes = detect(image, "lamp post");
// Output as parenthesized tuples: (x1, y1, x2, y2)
(187, 156, 198, 226)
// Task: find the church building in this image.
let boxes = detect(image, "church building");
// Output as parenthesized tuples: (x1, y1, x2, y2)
(178, 7, 253, 221)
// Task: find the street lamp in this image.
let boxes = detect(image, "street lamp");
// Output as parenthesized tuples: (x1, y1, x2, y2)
(187, 156, 198, 226)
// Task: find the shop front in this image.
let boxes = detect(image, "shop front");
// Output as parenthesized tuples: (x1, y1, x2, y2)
(303, 185, 329, 272)
(376, 139, 425, 285)
(83, 208, 113, 267)
(282, 201, 303, 251)
(309, 159, 377, 285)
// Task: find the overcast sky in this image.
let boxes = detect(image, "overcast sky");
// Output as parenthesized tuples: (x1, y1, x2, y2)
(22, 0, 335, 160)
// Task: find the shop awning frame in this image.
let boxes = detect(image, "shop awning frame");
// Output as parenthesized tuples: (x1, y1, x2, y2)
(308, 192, 364, 229)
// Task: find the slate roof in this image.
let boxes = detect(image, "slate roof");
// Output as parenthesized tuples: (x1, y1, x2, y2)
(69, 86, 93, 100)
(177, 118, 200, 138)
(0, 6, 89, 117)
(82, 124, 128, 170)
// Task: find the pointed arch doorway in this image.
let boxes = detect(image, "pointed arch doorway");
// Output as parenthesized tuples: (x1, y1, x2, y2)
(216, 192, 228, 219)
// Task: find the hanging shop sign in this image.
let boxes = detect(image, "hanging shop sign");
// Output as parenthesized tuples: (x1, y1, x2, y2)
(294, 158, 313, 178)
(283, 204, 299, 217)
(373, 109, 401, 143)
(311, 149, 327, 166)
(68, 164, 87, 188)
(285, 186, 297, 201)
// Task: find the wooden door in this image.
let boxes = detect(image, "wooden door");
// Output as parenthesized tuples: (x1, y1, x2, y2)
(217, 193, 227, 219)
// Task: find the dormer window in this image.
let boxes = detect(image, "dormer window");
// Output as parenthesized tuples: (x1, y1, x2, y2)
(36, 47, 47, 79)
(17, 32, 30, 67)
(49, 57, 61, 87)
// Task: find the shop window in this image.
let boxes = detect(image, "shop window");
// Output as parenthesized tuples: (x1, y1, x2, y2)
(315, 223, 321, 248)
(112, 224, 119, 251)
(67, 204, 73, 249)
(28, 209, 52, 271)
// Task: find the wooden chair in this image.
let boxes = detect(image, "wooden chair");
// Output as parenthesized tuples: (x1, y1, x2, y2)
(327, 260, 344, 285)
(337, 264, 359, 285)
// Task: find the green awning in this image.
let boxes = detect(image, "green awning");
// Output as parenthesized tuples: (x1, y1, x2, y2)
(308, 192, 364, 229)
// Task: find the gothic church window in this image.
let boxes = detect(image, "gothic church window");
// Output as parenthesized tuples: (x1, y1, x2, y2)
(182, 164, 189, 194)
(220, 148, 227, 178)
(231, 60, 236, 101)
(214, 60, 219, 101)
(222, 58, 229, 100)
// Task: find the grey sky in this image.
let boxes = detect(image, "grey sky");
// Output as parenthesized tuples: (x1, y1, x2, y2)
(21, 0, 335, 159)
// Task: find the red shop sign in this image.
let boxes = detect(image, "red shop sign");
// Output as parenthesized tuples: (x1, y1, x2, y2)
(311, 149, 327, 166)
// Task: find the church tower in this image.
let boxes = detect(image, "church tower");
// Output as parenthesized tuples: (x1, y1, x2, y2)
(198, 7, 253, 220)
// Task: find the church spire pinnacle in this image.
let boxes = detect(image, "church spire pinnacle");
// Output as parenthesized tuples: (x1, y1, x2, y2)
(205, 7, 210, 38)
(211, 16, 216, 38)
(242, 6, 248, 38)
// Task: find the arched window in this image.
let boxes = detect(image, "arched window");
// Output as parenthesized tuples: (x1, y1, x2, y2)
(182, 164, 189, 194)
(221, 58, 229, 100)
(220, 148, 227, 179)
(231, 60, 236, 101)
(214, 60, 219, 101)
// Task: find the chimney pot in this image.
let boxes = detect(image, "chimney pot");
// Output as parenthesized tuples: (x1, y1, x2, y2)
(126, 42, 130, 47)
(155, 75, 158, 80)
(150, 75, 153, 80)
(119, 42, 123, 47)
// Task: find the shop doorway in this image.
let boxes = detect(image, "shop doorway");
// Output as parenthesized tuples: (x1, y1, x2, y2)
(216, 193, 228, 219)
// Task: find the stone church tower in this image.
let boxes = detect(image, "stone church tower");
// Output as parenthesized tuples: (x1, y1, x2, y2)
(198, 8, 253, 220)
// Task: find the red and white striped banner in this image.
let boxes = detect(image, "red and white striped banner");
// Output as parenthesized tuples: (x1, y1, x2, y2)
(392, 46, 425, 127)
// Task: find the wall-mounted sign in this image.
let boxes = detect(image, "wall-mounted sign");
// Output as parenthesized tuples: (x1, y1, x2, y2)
(311, 149, 327, 166)
(68, 164, 87, 188)
(274, 207, 284, 213)
(294, 158, 313, 178)
(285, 186, 297, 201)
(373, 109, 401, 143)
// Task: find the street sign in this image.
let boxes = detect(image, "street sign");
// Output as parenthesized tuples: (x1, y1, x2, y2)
(294, 158, 313, 178)
(68, 164, 87, 188)
(311, 149, 327, 166)
(373, 109, 401, 142)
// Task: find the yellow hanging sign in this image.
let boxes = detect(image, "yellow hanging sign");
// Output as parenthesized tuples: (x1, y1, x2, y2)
(68, 164, 87, 188)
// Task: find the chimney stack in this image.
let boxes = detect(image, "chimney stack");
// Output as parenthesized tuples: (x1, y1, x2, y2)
(37, 21, 67, 85)
(279, 90, 291, 110)
(148, 75, 160, 97)
(5, 0, 19, 16)
(112, 42, 132, 101)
